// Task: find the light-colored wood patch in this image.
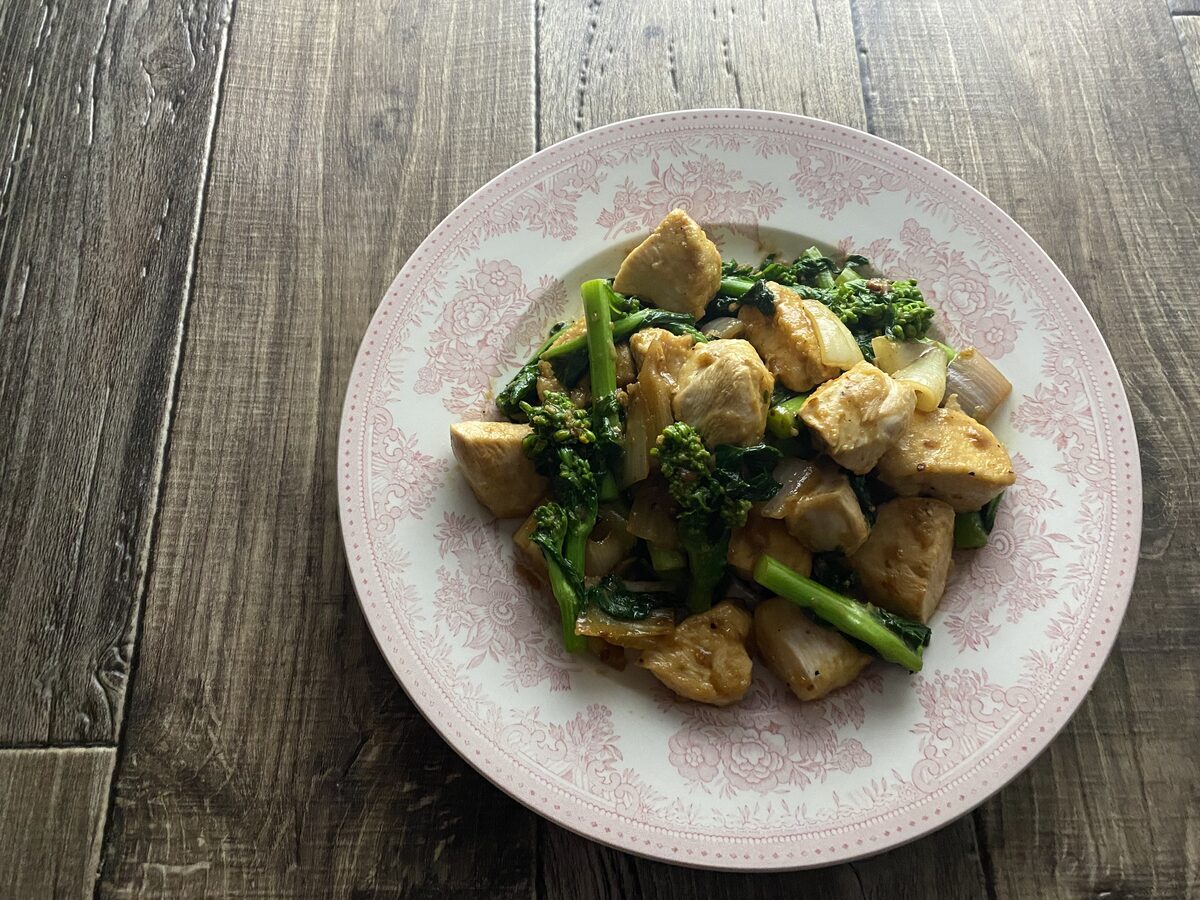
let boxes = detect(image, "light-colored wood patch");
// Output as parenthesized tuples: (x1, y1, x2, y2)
(0, 749, 114, 899)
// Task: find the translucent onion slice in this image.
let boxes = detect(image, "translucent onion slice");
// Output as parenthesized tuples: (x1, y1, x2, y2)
(628, 480, 679, 547)
(575, 606, 675, 649)
(871, 336, 930, 374)
(798, 296, 864, 369)
(892, 346, 948, 412)
(944, 347, 1012, 422)
(701, 316, 745, 339)
(621, 384, 651, 487)
(585, 507, 637, 577)
(760, 458, 816, 520)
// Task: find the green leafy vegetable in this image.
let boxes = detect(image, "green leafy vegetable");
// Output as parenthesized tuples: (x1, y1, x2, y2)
(753, 554, 931, 672)
(586, 575, 661, 621)
(520, 391, 596, 476)
(495, 322, 566, 420)
(582, 279, 624, 501)
(528, 502, 588, 653)
(717, 248, 936, 358)
(766, 389, 810, 440)
(954, 491, 1005, 549)
(654, 423, 781, 613)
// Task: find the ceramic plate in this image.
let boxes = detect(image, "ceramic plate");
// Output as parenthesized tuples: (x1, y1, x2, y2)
(338, 110, 1140, 869)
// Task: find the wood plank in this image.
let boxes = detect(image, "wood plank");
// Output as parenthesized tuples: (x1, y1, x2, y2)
(0, 0, 233, 742)
(1170, 0, 1200, 14)
(0, 748, 114, 899)
(98, 0, 537, 896)
(534, 2, 990, 895)
(855, 2, 1200, 897)
(537, 0, 867, 141)
(1177, 15, 1200, 98)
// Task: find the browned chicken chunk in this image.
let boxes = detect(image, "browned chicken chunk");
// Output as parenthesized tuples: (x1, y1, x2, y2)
(673, 339, 774, 446)
(449, 421, 546, 518)
(629, 327, 695, 385)
(800, 361, 916, 474)
(727, 511, 813, 580)
(639, 601, 753, 706)
(875, 405, 1015, 511)
(849, 497, 956, 622)
(754, 597, 872, 701)
(739, 283, 840, 391)
(613, 209, 722, 318)
(765, 460, 871, 555)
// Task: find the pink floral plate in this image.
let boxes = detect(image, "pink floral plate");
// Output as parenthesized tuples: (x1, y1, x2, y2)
(338, 110, 1140, 869)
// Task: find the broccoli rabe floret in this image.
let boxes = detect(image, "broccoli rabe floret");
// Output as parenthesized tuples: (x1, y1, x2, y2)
(552, 447, 598, 573)
(653, 423, 780, 613)
(520, 391, 595, 476)
(529, 502, 587, 653)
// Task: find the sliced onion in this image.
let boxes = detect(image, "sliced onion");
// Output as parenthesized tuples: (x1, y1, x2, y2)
(628, 480, 679, 547)
(575, 606, 675, 649)
(893, 346, 947, 412)
(701, 316, 745, 339)
(761, 458, 816, 519)
(585, 507, 636, 577)
(871, 337, 930, 374)
(621, 385, 651, 487)
(945, 347, 1012, 422)
(798, 297, 864, 369)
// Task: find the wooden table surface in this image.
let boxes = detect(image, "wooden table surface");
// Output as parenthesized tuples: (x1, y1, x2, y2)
(2, 0, 1198, 896)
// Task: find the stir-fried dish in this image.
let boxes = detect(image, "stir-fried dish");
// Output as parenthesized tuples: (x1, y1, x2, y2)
(450, 210, 1015, 707)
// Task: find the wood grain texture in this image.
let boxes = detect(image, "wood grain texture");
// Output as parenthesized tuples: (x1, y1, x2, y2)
(856, 1, 1200, 896)
(537, 0, 867, 144)
(97, 0, 538, 896)
(0, 0, 232, 743)
(1177, 15, 1200, 98)
(0, 748, 114, 898)
(534, 2, 991, 894)
(1170, 0, 1200, 14)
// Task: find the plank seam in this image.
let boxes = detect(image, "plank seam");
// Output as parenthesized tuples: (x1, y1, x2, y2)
(846, 0, 878, 134)
(90, 0, 239, 894)
(972, 810, 999, 900)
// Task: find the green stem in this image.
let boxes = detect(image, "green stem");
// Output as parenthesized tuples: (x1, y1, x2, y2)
(544, 556, 587, 653)
(719, 275, 755, 297)
(582, 279, 623, 502)
(800, 247, 838, 290)
(753, 554, 924, 671)
(648, 543, 685, 574)
(954, 512, 989, 549)
(766, 393, 810, 440)
(583, 280, 618, 398)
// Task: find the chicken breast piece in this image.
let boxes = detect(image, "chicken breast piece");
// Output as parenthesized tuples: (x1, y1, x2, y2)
(638, 601, 753, 706)
(727, 511, 813, 580)
(672, 339, 774, 446)
(629, 327, 695, 387)
(875, 405, 1016, 511)
(849, 497, 956, 622)
(754, 596, 871, 701)
(800, 361, 917, 474)
(739, 283, 840, 391)
(766, 459, 871, 555)
(612, 209, 722, 318)
(449, 421, 547, 518)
